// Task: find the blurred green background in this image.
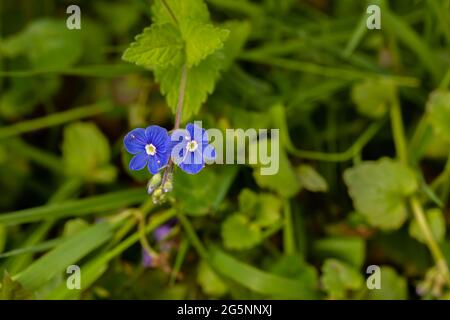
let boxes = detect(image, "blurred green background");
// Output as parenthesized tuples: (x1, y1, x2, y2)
(0, 0, 450, 300)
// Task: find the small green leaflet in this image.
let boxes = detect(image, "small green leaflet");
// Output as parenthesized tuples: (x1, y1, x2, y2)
(183, 22, 229, 67)
(221, 189, 282, 250)
(222, 214, 263, 250)
(122, 23, 184, 68)
(296, 164, 328, 193)
(351, 79, 395, 119)
(62, 122, 117, 183)
(197, 260, 229, 297)
(321, 259, 363, 299)
(343, 158, 418, 230)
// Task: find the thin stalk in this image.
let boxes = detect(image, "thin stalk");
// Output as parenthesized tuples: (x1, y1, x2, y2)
(410, 197, 450, 285)
(177, 213, 209, 261)
(390, 92, 450, 284)
(288, 120, 384, 162)
(390, 96, 408, 163)
(283, 199, 295, 255)
(174, 65, 188, 130)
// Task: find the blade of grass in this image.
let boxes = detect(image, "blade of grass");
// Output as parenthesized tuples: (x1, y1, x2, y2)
(209, 247, 318, 299)
(15, 222, 113, 292)
(0, 189, 147, 226)
(0, 102, 113, 140)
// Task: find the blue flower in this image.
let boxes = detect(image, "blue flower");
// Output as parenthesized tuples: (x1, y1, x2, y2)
(124, 125, 171, 174)
(171, 123, 216, 174)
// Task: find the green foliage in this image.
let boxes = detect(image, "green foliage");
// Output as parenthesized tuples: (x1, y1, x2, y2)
(197, 260, 229, 297)
(296, 164, 328, 193)
(123, 0, 240, 121)
(351, 79, 395, 118)
(367, 267, 408, 300)
(0, 272, 34, 300)
(2, 19, 83, 69)
(427, 90, 450, 142)
(314, 237, 365, 269)
(62, 122, 117, 183)
(222, 189, 282, 250)
(344, 158, 418, 230)
(321, 259, 363, 299)
(409, 208, 446, 244)
(1, 0, 449, 301)
(123, 24, 184, 68)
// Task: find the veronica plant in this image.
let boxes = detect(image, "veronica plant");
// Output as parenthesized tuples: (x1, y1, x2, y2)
(121, 0, 232, 203)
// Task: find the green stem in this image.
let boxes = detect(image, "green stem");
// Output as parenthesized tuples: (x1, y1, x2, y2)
(283, 199, 295, 255)
(390, 96, 408, 163)
(288, 120, 384, 162)
(410, 197, 450, 285)
(177, 213, 209, 261)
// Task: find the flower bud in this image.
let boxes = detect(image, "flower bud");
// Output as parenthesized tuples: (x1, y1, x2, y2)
(152, 187, 166, 204)
(147, 173, 162, 195)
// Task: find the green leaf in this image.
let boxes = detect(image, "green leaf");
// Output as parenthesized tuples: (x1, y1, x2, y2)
(255, 193, 282, 227)
(174, 166, 237, 216)
(209, 247, 318, 299)
(155, 51, 224, 121)
(427, 90, 450, 142)
(314, 236, 365, 269)
(252, 145, 301, 198)
(409, 208, 446, 244)
(0, 272, 34, 300)
(152, 0, 211, 27)
(343, 158, 418, 230)
(122, 23, 184, 69)
(269, 255, 318, 294)
(184, 22, 229, 67)
(221, 214, 262, 250)
(321, 259, 363, 299)
(367, 266, 408, 300)
(16, 222, 112, 291)
(62, 122, 117, 183)
(296, 164, 328, 193)
(197, 260, 228, 297)
(351, 79, 395, 118)
(237, 189, 282, 227)
(2, 19, 83, 69)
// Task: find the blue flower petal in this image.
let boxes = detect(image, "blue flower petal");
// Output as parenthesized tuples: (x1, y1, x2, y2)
(145, 125, 170, 152)
(186, 123, 206, 143)
(179, 150, 204, 174)
(124, 128, 147, 154)
(129, 152, 149, 171)
(147, 155, 162, 174)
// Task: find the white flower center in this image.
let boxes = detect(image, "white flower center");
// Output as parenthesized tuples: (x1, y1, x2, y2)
(186, 140, 198, 152)
(145, 144, 156, 156)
